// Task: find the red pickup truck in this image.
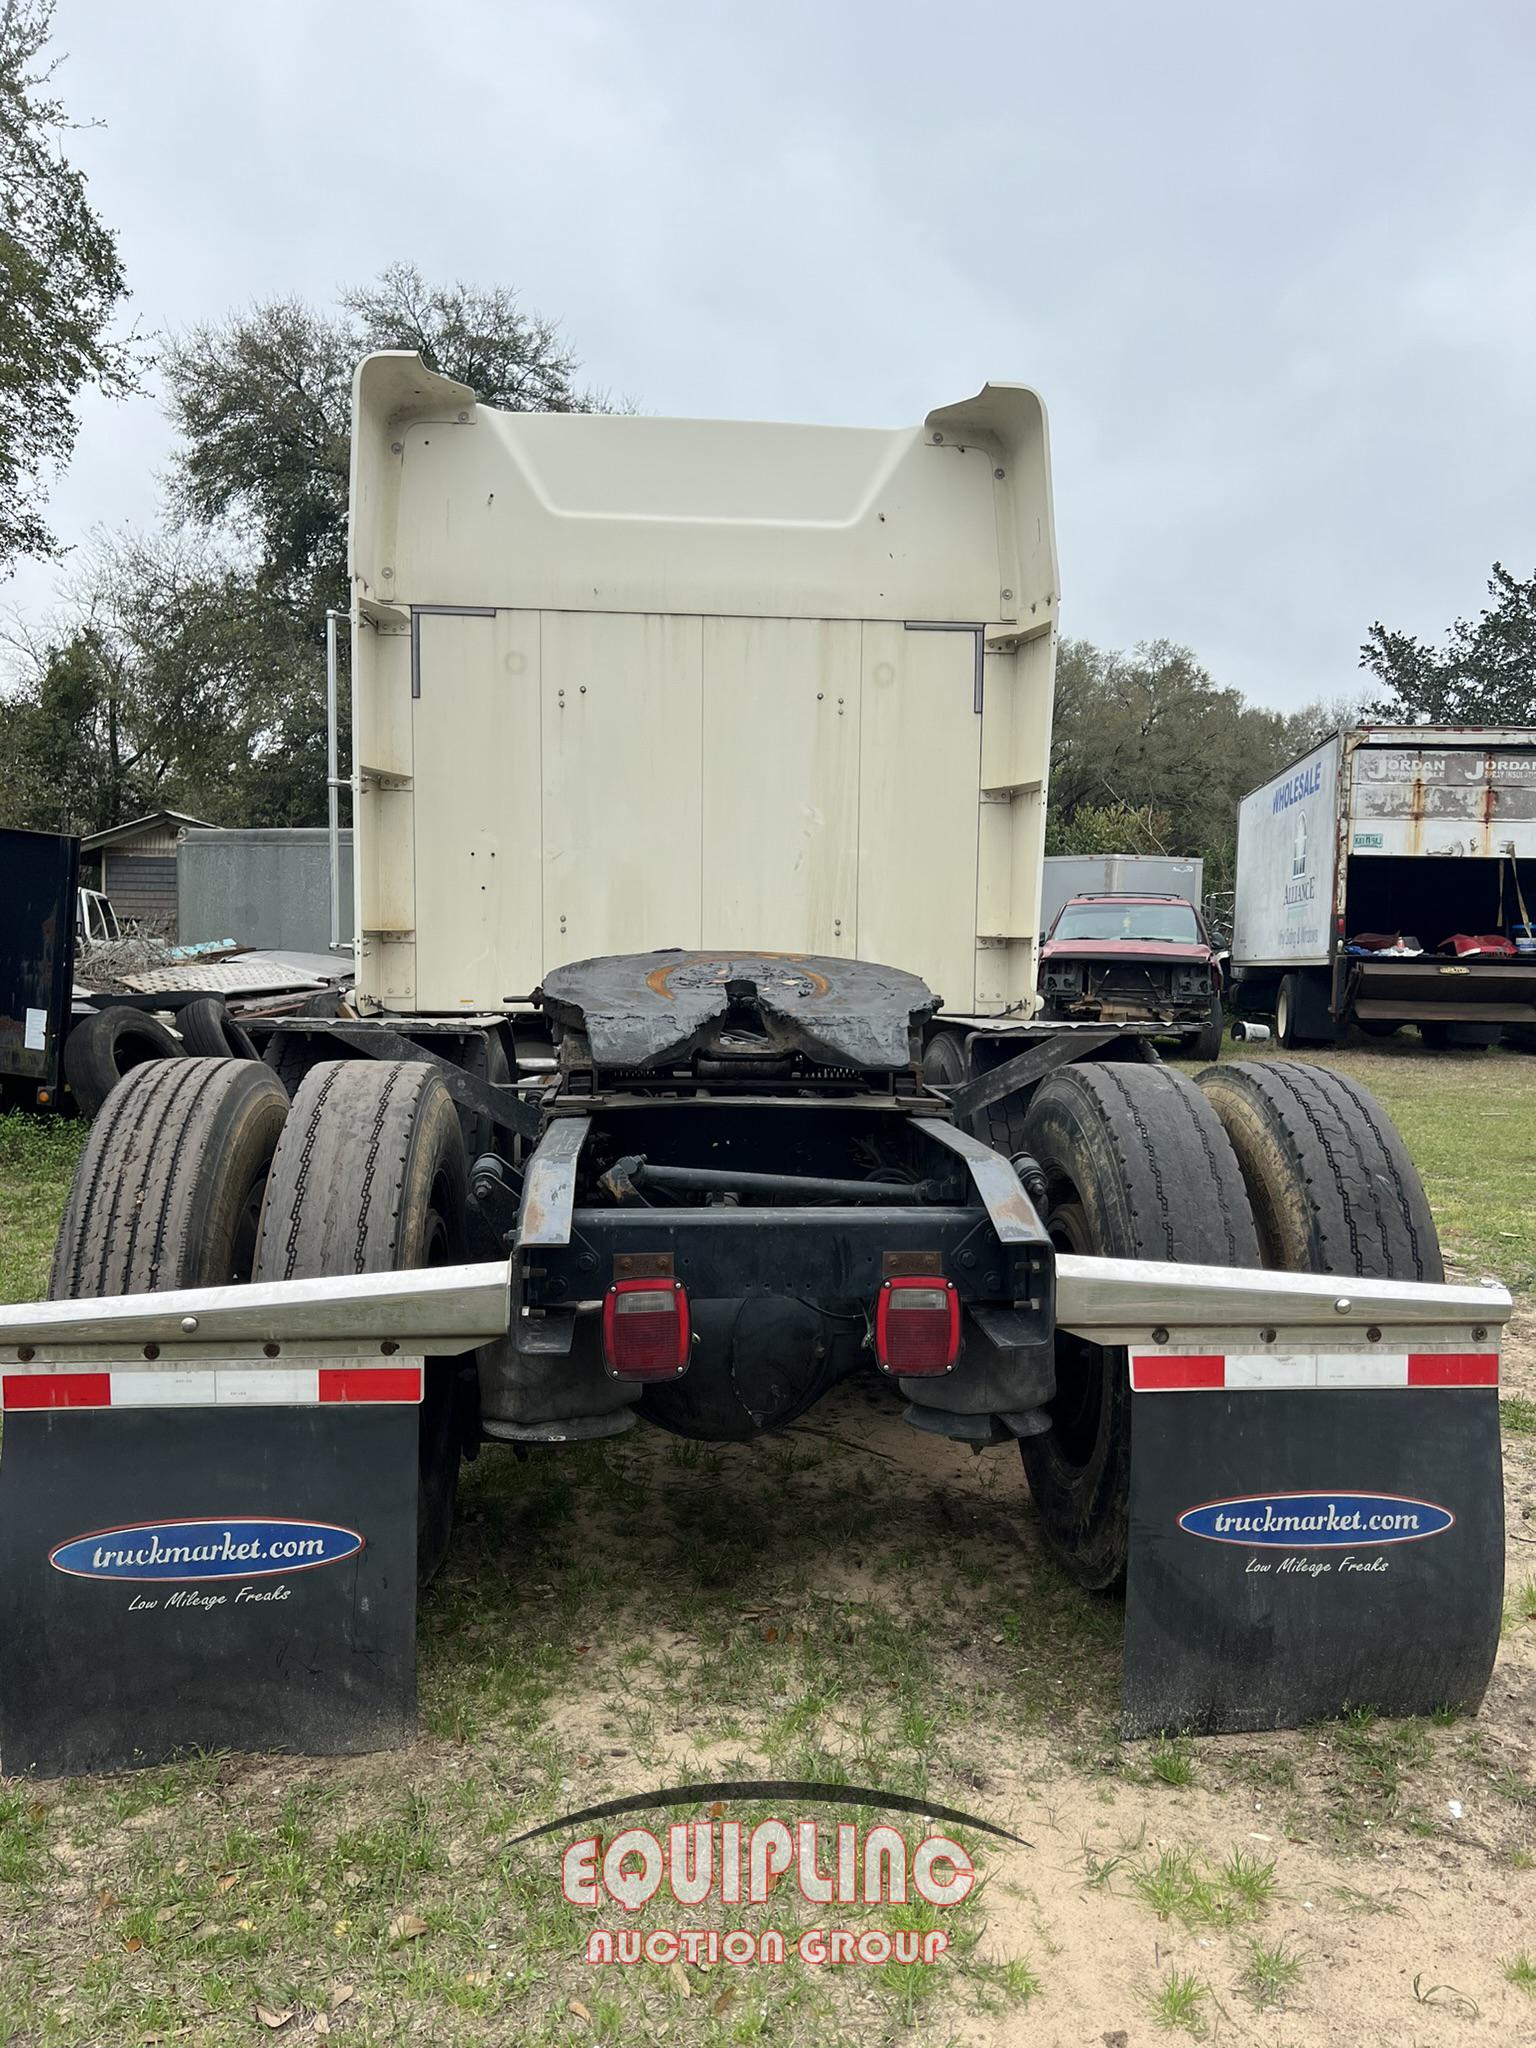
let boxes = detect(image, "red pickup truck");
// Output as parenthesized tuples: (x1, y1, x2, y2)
(1038, 892, 1225, 1058)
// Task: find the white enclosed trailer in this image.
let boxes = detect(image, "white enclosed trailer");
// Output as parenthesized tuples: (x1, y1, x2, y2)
(1231, 727, 1536, 1045)
(1038, 854, 1203, 942)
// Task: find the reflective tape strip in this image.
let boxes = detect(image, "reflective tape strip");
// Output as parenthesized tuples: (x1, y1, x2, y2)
(1131, 1351, 1498, 1392)
(0, 1364, 423, 1410)
(1130, 1354, 1224, 1391)
(319, 1366, 424, 1404)
(1407, 1352, 1500, 1387)
(2, 1371, 113, 1410)
(111, 1369, 321, 1408)
(1225, 1354, 1408, 1391)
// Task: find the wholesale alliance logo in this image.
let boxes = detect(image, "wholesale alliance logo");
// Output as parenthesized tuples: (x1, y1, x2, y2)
(514, 1778, 1029, 1969)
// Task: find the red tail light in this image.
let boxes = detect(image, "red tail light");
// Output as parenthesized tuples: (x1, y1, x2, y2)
(602, 1279, 691, 1379)
(875, 1276, 961, 1376)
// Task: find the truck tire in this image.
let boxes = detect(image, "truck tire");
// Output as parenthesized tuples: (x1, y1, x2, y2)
(252, 1060, 470, 1582)
(263, 1029, 349, 1099)
(1196, 1059, 1442, 1281)
(462, 1028, 514, 1162)
(1275, 971, 1338, 1051)
(922, 1031, 968, 1089)
(178, 996, 260, 1062)
(1192, 997, 1224, 1063)
(1018, 1063, 1261, 1590)
(924, 1030, 1040, 1154)
(64, 1006, 184, 1119)
(1273, 974, 1310, 1048)
(1421, 1021, 1497, 1051)
(51, 1058, 291, 1297)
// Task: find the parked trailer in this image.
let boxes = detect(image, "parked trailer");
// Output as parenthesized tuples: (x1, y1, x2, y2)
(0, 826, 79, 1111)
(1039, 853, 1203, 939)
(1229, 727, 1536, 1046)
(0, 363, 1513, 1775)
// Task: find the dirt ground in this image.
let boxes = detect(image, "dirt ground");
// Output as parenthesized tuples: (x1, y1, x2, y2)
(3, 1042, 1534, 2044)
(771, 1305, 1536, 2048)
(431, 1297, 1535, 2048)
(13, 1323, 1530, 2047)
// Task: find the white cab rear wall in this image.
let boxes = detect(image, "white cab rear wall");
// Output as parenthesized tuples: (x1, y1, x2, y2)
(349, 355, 1059, 1016)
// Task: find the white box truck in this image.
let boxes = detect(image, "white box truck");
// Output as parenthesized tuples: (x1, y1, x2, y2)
(1230, 728, 1536, 1046)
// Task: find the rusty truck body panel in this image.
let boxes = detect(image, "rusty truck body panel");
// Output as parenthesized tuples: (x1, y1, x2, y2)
(1231, 727, 1536, 1039)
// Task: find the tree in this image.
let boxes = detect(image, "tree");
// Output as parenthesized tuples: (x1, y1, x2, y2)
(0, 266, 611, 832)
(1360, 562, 1536, 726)
(1046, 637, 1292, 887)
(1276, 692, 1366, 760)
(1044, 799, 1171, 858)
(161, 264, 610, 626)
(345, 263, 600, 415)
(0, 622, 138, 831)
(0, 530, 324, 832)
(0, 0, 145, 570)
(161, 299, 353, 613)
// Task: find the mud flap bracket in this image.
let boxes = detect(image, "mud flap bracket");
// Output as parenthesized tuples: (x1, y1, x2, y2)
(0, 1260, 512, 1777)
(1056, 1255, 1513, 1737)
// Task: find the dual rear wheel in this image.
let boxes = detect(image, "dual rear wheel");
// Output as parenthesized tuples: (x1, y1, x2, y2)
(1016, 1056, 1443, 1589)
(49, 1057, 470, 1581)
(254, 1061, 469, 1580)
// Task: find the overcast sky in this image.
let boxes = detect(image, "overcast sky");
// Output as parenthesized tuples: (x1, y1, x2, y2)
(10, 0, 1536, 711)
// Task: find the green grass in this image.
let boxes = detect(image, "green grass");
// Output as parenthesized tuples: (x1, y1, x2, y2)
(1219, 1849, 1277, 1914)
(1240, 1936, 1304, 2010)
(0, 1110, 85, 1302)
(1145, 1968, 1208, 2034)
(0, 1044, 1528, 2042)
(1505, 1951, 1536, 1995)
(1350, 1050, 1536, 1292)
(1210, 1040, 1536, 1292)
(1146, 1737, 1196, 1787)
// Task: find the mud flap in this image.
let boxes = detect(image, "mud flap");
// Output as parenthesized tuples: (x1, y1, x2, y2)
(1121, 1349, 1504, 1736)
(0, 1369, 422, 1776)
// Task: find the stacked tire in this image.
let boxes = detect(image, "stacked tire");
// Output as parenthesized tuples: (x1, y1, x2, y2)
(64, 999, 261, 1120)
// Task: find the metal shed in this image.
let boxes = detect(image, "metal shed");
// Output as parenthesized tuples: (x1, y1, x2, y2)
(80, 810, 213, 937)
(178, 827, 354, 954)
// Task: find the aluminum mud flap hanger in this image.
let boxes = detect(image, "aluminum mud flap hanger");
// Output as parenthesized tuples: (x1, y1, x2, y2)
(1056, 1255, 1514, 1737)
(0, 1265, 509, 1776)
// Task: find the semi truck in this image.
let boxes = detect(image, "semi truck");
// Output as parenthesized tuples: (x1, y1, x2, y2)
(1229, 728, 1536, 1047)
(0, 359, 1513, 1774)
